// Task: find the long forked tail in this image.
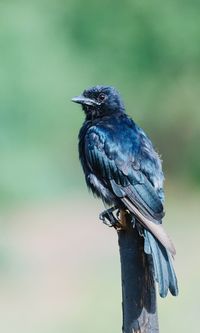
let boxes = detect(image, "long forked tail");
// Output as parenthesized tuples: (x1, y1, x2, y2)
(144, 229, 178, 297)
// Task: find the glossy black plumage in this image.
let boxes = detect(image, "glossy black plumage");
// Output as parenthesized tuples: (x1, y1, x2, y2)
(72, 85, 178, 297)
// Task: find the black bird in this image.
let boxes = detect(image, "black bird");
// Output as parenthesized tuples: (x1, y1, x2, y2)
(72, 85, 178, 297)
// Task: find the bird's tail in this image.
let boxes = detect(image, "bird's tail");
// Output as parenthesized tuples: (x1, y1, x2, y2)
(144, 229, 178, 297)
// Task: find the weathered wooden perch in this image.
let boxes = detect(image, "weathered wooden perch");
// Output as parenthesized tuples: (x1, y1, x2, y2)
(118, 212, 159, 333)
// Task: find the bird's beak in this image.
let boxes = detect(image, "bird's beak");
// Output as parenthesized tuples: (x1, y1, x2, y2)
(71, 95, 100, 106)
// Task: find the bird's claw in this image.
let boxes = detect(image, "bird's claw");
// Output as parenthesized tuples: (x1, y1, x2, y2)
(136, 222, 144, 236)
(99, 207, 127, 231)
(99, 209, 119, 228)
(130, 215, 136, 228)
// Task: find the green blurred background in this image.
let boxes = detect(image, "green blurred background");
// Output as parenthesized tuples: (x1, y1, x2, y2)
(0, 1, 200, 332)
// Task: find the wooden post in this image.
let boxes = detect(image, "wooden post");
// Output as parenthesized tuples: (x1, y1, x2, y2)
(118, 212, 159, 333)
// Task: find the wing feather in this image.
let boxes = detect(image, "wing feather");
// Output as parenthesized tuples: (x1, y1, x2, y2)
(85, 125, 176, 256)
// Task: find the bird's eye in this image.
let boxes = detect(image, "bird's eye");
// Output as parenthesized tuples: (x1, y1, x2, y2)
(98, 93, 106, 102)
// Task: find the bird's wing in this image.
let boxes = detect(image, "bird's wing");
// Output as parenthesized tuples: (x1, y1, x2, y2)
(85, 123, 176, 256)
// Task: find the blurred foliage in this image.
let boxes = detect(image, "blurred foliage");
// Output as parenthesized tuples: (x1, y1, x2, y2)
(0, 0, 200, 206)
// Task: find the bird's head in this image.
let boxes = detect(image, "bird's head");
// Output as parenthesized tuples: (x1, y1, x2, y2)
(72, 85, 125, 120)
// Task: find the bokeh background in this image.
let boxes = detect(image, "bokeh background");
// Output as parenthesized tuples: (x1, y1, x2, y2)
(0, 1, 200, 332)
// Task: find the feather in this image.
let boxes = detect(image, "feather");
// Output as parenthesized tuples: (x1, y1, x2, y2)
(144, 230, 178, 297)
(122, 197, 176, 256)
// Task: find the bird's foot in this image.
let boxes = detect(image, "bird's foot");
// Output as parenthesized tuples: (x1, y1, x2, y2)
(136, 222, 144, 237)
(99, 206, 122, 230)
(130, 215, 136, 228)
(99, 207, 132, 231)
